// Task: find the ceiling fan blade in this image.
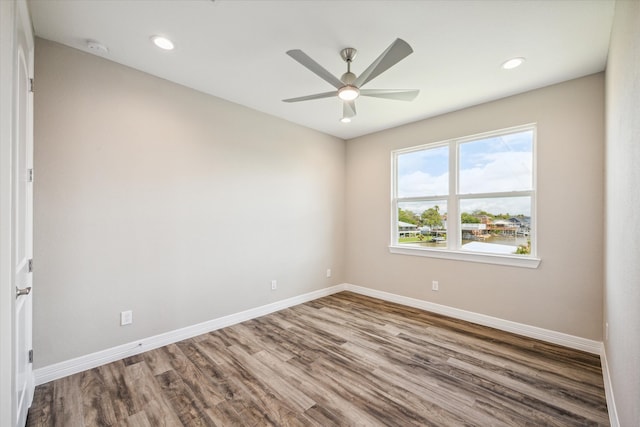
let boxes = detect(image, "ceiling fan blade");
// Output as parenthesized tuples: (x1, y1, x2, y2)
(343, 100, 356, 118)
(354, 39, 413, 88)
(360, 89, 419, 101)
(286, 49, 344, 89)
(282, 91, 337, 103)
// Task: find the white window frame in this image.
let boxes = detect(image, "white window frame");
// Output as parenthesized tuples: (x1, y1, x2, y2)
(390, 124, 541, 268)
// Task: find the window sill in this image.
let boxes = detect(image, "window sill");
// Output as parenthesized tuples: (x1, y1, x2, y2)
(388, 245, 541, 269)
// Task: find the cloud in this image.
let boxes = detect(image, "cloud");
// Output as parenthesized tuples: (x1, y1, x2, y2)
(398, 150, 532, 215)
(398, 170, 448, 197)
(459, 151, 532, 193)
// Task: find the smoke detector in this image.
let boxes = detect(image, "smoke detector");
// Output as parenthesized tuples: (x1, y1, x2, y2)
(86, 40, 109, 55)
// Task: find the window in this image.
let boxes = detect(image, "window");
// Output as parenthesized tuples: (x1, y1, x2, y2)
(391, 124, 539, 268)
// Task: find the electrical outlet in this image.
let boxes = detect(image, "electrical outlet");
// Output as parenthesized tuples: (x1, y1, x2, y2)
(120, 310, 133, 326)
(271, 280, 277, 290)
(432, 280, 439, 291)
(326, 268, 332, 278)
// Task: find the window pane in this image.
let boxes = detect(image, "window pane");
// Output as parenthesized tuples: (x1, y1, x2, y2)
(460, 197, 532, 255)
(459, 130, 533, 194)
(398, 201, 447, 247)
(397, 146, 448, 198)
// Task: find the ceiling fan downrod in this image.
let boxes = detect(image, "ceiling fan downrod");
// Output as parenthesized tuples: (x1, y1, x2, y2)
(340, 48, 357, 85)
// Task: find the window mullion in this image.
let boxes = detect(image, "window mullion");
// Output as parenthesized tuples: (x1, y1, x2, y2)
(391, 153, 398, 245)
(391, 199, 398, 245)
(397, 196, 450, 203)
(448, 141, 459, 251)
(458, 190, 533, 200)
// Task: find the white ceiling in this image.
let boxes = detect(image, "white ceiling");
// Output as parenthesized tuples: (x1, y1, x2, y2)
(28, 0, 615, 140)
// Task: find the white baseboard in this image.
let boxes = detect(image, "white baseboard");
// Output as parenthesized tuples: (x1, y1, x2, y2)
(600, 344, 620, 427)
(34, 284, 346, 385)
(343, 284, 602, 354)
(35, 282, 603, 386)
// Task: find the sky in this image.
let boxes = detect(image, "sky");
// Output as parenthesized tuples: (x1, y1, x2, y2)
(397, 130, 533, 216)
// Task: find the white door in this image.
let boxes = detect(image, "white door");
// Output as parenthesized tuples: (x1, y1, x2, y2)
(13, 0, 35, 426)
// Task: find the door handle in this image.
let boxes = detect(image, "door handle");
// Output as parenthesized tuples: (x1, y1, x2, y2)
(16, 286, 32, 299)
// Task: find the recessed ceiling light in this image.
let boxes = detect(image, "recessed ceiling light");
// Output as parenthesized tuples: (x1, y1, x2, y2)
(151, 35, 174, 50)
(502, 57, 525, 70)
(340, 117, 352, 123)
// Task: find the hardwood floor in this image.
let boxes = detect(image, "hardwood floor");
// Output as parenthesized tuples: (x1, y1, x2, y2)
(26, 292, 609, 426)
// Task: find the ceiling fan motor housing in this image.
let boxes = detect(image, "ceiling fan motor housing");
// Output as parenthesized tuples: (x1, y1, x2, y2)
(341, 71, 356, 85)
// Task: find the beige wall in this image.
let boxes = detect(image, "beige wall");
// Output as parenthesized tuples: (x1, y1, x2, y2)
(33, 39, 345, 368)
(346, 74, 604, 340)
(605, 0, 640, 425)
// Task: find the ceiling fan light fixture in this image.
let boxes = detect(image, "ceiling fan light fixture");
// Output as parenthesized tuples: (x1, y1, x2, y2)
(151, 35, 174, 50)
(502, 57, 525, 70)
(340, 117, 352, 123)
(338, 85, 360, 101)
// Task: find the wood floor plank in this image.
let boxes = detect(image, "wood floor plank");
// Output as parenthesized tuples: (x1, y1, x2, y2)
(139, 398, 184, 427)
(98, 360, 139, 421)
(155, 369, 216, 427)
(79, 367, 119, 426)
(255, 348, 389, 425)
(236, 321, 296, 363)
(227, 345, 316, 412)
(53, 372, 84, 427)
(122, 410, 152, 427)
(162, 343, 226, 407)
(143, 347, 175, 376)
(25, 382, 53, 427)
(120, 360, 184, 427)
(28, 291, 610, 426)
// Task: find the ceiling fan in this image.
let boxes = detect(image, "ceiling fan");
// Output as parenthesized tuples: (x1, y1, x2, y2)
(283, 38, 419, 122)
